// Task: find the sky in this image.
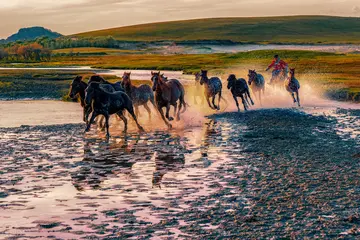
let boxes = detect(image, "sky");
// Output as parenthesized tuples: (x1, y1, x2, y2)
(0, 0, 359, 38)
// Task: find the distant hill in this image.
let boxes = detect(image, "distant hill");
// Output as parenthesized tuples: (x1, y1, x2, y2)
(73, 16, 360, 44)
(5, 27, 62, 42)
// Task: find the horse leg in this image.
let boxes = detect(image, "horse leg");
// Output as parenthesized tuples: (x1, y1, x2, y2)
(143, 103, 152, 120)
(233, 95, 240, 112)
(85, 111, 99, 133)
(291, 92, 297, 103)
(240, 95, 247, 111)
(158, 107, 172, 129)
(296, 91, 301, 107)
(165, 103, 174, 121)
(217, 91, 222, 110)
(247, 89, 255, 105)
(126, 105, 145, 132)
(206, 96, 213, 109)
(177, 101, 182, 121)
(116, 111, 128, 133)
(104, 113, 110, 140)
(212, 95, 218, 110)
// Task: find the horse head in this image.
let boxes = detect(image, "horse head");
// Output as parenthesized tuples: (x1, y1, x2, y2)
(195, 72, 201, 82)
(69, 76, 84, 99)
(151, 71, 161, 91)
(248, 70, 256, 85)
(290, 68, 295, 77)
(227, 74, 236, 89)
(160, 74, 168, 82)
(200, 70, 208, 85)
(122, 72, 131, 86)
(85, 82, 99, 106)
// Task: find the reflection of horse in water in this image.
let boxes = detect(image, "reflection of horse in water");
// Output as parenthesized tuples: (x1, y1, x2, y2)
(71, 138, 143, 191)
(72, 133, 188, 190)
(200, 119, 222, 167)
(152, 148, 185, 188)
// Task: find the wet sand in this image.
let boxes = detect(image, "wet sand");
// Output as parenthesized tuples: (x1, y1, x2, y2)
(0, 94, 359, 238)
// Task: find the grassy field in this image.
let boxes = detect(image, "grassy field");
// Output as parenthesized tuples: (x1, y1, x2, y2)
(0, 50, 359, 101)
(73, 16, 360, 44)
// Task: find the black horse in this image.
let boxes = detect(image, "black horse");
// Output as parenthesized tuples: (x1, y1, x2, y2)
(227, 74, 254, 112)
(85, 82, 144, 139)
(68, 76, 90, 123)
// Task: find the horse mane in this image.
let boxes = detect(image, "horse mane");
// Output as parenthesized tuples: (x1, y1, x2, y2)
(88, 75, 110, 84)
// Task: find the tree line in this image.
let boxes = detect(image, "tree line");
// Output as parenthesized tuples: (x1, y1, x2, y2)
(0, 36, 140, 62)
(0, 43, 51, 62)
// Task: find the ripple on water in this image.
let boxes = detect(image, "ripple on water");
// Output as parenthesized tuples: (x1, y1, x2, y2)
(0, 119, 249, 238)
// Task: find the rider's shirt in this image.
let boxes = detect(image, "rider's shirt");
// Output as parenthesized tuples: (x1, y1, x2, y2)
(268, 59, 288, 71)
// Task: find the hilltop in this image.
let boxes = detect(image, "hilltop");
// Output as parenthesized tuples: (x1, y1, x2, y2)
(4, 27, 62, 42)
(73, 16, 360, 44)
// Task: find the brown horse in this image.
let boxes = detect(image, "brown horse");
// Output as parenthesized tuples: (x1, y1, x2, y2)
(200, 70, 223, 110)
(151, 71, 187, 128)
(285, 68, 301, 107)
(121, 72, 156, 119)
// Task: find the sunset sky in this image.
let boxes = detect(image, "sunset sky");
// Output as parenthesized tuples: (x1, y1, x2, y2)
(0, 0, 359, 38)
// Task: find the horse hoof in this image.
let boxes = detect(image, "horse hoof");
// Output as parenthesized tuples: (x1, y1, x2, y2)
(138, 127, 145, 132)
(168, 117, 174, 121)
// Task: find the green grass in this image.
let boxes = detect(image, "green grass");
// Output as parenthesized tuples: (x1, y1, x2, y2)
(73, 16, 360, 44)
(0, 50, 359, 102)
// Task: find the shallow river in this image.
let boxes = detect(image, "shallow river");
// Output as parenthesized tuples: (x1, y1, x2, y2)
(0, 93, 359, 238)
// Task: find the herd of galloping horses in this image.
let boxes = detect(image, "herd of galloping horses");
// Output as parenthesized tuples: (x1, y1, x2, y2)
(68, 69, 301, 139)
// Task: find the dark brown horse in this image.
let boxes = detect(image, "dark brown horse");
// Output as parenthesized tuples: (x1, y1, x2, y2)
(151, 71, 187, 128)
(227, 74, 254, 112)
(68, 76, 89, 123)
(284, 68, 301, 107)
(200, 70, 223, 110)
(85, 82, 144, 140)
(121, 72, 156, 119)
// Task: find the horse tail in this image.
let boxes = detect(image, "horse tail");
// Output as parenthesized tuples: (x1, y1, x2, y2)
(180, 87, 188, 113)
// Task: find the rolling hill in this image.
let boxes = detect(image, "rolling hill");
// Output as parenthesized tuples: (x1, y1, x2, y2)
(73, 16, 360, 44)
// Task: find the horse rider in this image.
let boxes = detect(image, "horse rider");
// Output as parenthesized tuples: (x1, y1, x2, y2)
(266, 54, 289, 84)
